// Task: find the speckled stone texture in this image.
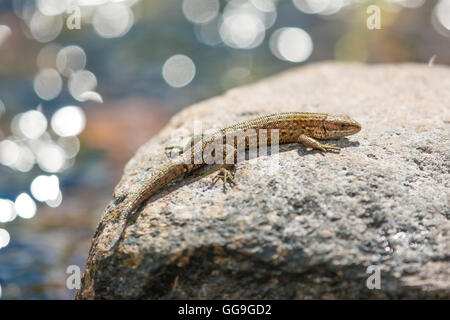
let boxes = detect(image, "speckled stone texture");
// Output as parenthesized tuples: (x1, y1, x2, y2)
(76, 62, 449, 299)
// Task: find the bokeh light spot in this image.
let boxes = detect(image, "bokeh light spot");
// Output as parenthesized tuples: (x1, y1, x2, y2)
(220, 12, 265, 49)
(434, 0, 450, 31)
(162, 55, 196, 88)
(14, 145, 35, 172)
(46, 191, 62, 208)
(251, 0, 276, 13)
(270, 27, 313, 63)
(57, 136, 80, 158)
(30, 175, 60, 202)
(37, 0, 71, 16)
(56, 45, 87, 77)
(51, 106, 86, 137)
(0, 139, 20, 167)
(36, 142, 66, 172)
(182, 0, 220, 24)
(0, 229, 10, 249)
(68, 70, 97, 101)
(194, 18, 222, 46)
(292, 0, 330, 14)
(93, 3, 134, 38)
(33, 68, 62, 100)
(15, 193, 37, 219)
(29, 11, 63, 43)
(0, 199, 17, 223)
(78, 91, 103, 103)
(18, 110, 48, 139)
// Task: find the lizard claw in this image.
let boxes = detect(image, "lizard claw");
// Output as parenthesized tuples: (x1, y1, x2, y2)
(322, 144, 340, 152)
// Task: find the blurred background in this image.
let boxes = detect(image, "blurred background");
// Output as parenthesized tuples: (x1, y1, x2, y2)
(0, 0, 449, 299)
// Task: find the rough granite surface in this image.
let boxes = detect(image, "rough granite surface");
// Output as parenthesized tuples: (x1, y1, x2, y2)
(76, 62, 449, 299)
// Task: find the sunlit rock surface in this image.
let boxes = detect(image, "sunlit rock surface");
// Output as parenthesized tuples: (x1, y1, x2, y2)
(77, 62, 449, 299)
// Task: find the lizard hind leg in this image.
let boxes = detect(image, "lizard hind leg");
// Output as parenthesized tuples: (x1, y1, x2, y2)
(165, 133, 205, 159)
(211, 164, 236, 192)
(164, 145, 184, 158)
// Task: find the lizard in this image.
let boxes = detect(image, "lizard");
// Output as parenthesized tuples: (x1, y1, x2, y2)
(116, 112, 361, 217)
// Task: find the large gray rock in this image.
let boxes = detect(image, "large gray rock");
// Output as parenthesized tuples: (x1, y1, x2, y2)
(76, 62, 449, 299)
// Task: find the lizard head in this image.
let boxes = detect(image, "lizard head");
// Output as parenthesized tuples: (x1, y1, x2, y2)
(320, 114, 362, 139)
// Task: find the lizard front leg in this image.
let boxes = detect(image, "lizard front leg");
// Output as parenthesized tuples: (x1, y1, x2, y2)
(297, 134, 340, 152)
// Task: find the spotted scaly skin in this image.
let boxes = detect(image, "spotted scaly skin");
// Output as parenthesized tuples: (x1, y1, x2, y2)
(119, 112, 361, 216)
